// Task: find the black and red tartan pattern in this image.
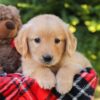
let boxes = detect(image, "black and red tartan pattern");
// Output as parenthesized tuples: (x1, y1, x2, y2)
(0, 67, 98, 100)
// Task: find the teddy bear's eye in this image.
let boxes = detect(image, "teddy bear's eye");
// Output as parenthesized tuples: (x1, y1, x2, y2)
(34, 38, 41, 43)
(55, 38, 60, 44)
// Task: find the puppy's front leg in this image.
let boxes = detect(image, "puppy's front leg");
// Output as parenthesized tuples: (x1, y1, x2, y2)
(56, 64, 81, 94)
(34, 68, 56, 89)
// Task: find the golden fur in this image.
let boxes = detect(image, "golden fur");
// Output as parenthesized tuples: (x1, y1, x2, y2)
(15, 14, 92, 94)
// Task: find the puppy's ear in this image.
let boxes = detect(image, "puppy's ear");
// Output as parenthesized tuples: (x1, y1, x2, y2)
(14, 24, 30, 58)
(64, 24, 77, 56)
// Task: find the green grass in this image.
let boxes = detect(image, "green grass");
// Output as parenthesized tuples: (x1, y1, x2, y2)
(94, 85, 100, 100)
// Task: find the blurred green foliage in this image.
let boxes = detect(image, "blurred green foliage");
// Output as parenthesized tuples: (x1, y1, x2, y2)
(0, 0, 100, 76)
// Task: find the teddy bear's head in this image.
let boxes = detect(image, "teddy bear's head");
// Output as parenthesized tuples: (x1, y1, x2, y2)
(0, 4, 22, 39)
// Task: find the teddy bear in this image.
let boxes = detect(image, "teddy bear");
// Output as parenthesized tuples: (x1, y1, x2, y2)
(0, 4, 22, 73)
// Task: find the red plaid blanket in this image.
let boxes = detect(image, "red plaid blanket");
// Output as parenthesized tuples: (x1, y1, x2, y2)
(0, 68, 98, 100)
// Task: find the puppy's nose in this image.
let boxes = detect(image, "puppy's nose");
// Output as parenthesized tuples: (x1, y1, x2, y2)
(43, 55, 53, 63)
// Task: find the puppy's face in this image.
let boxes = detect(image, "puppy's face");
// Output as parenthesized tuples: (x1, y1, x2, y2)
(28, 22, 65, 66)
(15, 14, 77, 67)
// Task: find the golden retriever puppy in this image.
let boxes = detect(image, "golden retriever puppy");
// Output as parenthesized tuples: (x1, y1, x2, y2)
(15, 14, 92, 94)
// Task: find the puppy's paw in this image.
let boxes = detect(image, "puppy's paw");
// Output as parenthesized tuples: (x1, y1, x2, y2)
(56, 78, 73, 94)
(35, 69, 56, 89)
(56, 70, 73, 94)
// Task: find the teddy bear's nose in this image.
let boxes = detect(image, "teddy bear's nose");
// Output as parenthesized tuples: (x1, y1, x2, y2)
(5, 21, 15, 30)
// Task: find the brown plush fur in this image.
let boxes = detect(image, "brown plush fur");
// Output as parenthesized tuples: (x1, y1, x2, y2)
(0, 4, 21, 73)
(0, 40, 21, 73)
(15, 14, 92, 94)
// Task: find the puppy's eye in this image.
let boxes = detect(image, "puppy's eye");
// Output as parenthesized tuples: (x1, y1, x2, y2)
(55, 38, 60, 44)
(34, 38, 41, 43)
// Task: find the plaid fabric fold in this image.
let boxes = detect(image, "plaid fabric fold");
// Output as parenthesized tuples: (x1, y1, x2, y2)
(0, 67, 98, 100)
(53, 68, 98, 100)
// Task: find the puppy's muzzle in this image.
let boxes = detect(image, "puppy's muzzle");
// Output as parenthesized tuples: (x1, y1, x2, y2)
(42, 54, 53, 64)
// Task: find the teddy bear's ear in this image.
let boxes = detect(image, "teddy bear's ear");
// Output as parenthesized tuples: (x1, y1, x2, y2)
(14, 24, 30, 58)
(8, 5, 20, 16)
